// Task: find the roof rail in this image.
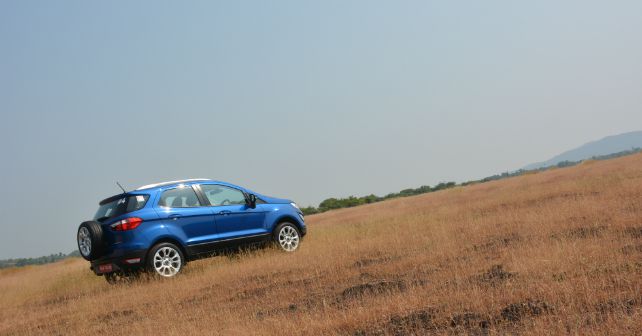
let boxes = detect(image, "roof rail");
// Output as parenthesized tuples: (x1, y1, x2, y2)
(135, 178, 210, 191)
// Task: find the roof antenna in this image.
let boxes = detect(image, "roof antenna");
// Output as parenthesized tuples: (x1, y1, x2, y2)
(116, 181, 127, 194)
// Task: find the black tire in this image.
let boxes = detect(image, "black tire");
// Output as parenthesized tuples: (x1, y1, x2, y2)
(77, 221, 104, 261)
(146, 242, 185, 278)
(104, 273, 118, 285)
(273, 222, 302, 252)
(104, 271, 140, 285)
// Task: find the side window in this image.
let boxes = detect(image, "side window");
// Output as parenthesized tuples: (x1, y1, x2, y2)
(126, 195, 149, 212)
(200, 185, 246, 206)
(158, 186, 201, 208)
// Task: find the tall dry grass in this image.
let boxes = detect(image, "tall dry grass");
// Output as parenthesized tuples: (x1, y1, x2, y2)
(1, 154, 641, 335)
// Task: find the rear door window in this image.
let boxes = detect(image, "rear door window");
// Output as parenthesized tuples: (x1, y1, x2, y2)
(158, 187, 202, 208)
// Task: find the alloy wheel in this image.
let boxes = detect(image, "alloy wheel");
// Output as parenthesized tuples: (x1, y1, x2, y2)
(153, 246, 182, 277)
(278, 226, 300, 252)
(78, 227, 92, 257)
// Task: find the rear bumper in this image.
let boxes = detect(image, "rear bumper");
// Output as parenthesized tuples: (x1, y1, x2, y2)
(90, 249, 147, 275)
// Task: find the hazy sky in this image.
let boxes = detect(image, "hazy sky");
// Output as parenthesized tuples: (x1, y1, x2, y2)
(1, 1, 641, 258)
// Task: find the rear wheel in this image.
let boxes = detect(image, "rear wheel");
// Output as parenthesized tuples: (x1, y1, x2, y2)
(147, 243, 185, 278)
(104, 271, 140, 284)
(273, 222, 301, 252)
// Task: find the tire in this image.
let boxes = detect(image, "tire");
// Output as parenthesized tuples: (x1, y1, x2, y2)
(146, 242, 185, 278)
(273, 222, 302, 252)
(104, 271, 140, 285)
(77, 221, 104, 261)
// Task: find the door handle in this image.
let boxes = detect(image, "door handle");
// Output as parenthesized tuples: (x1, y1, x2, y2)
(218, 210, 232, 215)
(168, 214, 181, 220)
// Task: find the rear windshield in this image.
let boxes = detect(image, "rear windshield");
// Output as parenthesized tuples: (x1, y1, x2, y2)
(94, 195, 149, 222)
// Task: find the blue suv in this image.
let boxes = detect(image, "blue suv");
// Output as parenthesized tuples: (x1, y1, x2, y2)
(76, 179, 306, 283)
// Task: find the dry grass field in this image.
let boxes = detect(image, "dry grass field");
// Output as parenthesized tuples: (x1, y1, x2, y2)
(1, 154, 641, 335)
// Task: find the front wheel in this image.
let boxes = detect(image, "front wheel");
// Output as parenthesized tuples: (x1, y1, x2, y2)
(147, 242, 185, 278)
(273, 222, 301, 252)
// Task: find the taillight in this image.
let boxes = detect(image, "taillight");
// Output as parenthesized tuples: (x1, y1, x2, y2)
(110, 217, 143, 231)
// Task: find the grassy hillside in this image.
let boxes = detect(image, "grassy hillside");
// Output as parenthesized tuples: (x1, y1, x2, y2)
(1, 154, 641, 335)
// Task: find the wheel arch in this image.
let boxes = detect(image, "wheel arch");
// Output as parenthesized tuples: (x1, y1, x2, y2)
(272, 215, 303, 234)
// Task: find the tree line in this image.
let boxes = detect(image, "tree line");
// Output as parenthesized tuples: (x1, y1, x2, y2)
(300, 147, 642, 215)
(0, 250, 80, 269)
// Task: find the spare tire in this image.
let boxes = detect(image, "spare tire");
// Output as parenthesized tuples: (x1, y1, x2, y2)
(77, 221, 104, 261)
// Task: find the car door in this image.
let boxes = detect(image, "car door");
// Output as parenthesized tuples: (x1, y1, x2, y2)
(198, 184, 267, 240)
(156, 185, 217, 245)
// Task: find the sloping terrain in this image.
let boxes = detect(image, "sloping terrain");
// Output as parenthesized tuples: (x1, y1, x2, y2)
(1, 154, 641, 335)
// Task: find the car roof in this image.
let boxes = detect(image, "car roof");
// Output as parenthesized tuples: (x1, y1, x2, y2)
(99, 179, 239, 205)
(134, 178, 242, 191)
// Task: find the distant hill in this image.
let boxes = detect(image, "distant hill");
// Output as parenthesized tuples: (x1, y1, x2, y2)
(524, 130, 642, 170)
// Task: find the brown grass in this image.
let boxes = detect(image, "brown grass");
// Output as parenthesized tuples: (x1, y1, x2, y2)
(1, 154, 642, 335)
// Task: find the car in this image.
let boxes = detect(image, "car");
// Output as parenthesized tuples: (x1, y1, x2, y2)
(76, 179, 306, 283)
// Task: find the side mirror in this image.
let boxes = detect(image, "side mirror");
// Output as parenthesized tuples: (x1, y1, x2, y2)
(246, 194, 257, 208)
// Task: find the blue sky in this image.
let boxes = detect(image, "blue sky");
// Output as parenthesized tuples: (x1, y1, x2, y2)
(1, 1, 641, 258)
